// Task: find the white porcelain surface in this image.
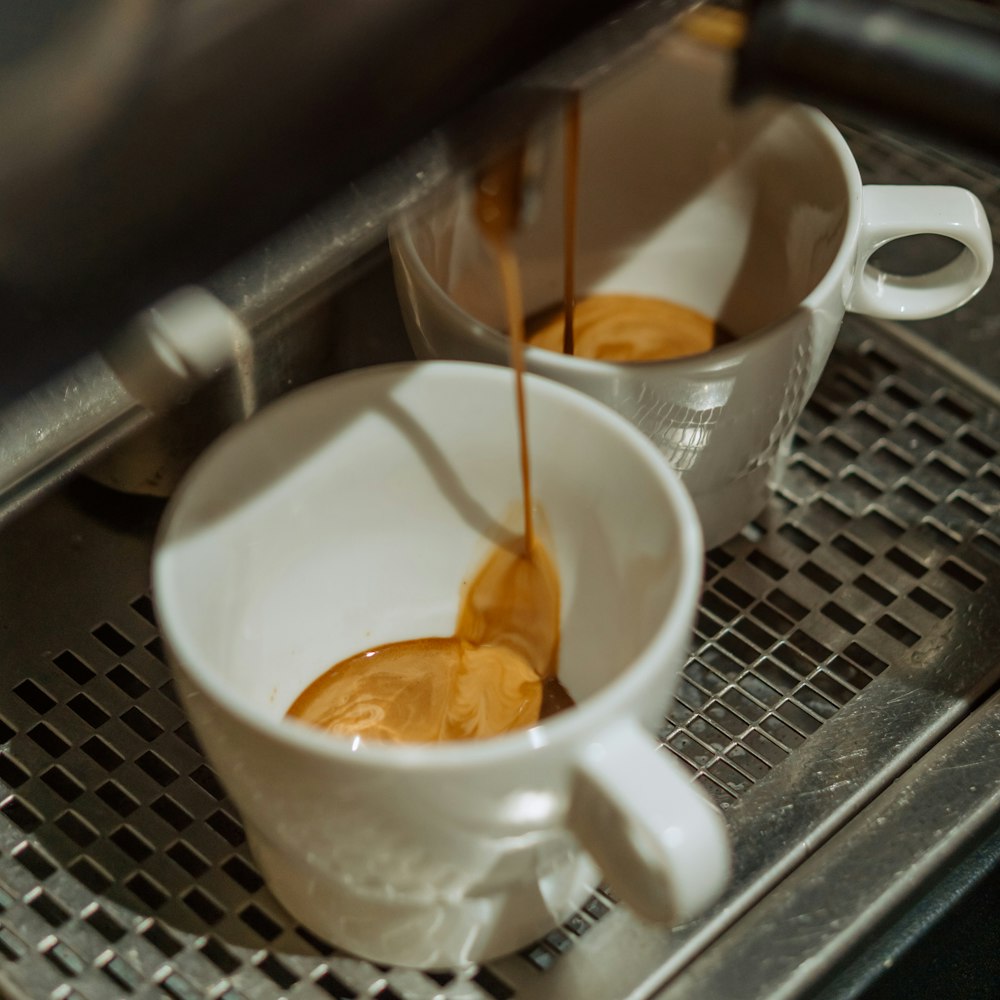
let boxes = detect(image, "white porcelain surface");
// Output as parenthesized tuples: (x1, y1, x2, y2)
(390, 39, 993, 548)
(153, 362, 729, 967)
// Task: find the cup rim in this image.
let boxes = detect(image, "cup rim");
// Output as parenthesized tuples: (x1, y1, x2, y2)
(153, 361, 705, 771)
(389, 104, 863, 375)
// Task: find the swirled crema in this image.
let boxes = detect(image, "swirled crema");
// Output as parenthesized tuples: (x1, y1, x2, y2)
(527, 294, 730, 361)
(286, 537, 573, 743)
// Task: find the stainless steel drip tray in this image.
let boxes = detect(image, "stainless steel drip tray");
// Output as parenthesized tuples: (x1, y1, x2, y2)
(2, 317, 1000, 1000)
(3, 146, 1000, 998)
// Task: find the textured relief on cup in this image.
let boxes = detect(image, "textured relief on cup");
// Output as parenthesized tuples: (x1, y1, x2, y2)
(618, 325, 815, 500)
(744, 331, 813, 477)
(629, 391, 725, 474)
(269, 817, 483, 902)
(256, 810, 583, 908)
(729, 331, 815, 479)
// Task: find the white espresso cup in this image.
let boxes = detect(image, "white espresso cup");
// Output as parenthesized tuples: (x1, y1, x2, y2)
(390, 38, 993, 549)
(153, 362, 729, 967)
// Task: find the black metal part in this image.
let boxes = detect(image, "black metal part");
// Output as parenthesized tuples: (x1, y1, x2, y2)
(820, 823, 1000, 1000)
(736, 0, 1000, 162)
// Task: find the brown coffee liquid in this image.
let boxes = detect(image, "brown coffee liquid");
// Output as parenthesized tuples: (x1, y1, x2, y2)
(475, 148, 535, 552)
(562, 93, 581, 356)
(472, 146, 579, 719)
(471, 146, 574, 721)
(286, 535, 570, 742)
(533, 91, 733, 363)
(287, 144, 577, 745)
(527, 294, 733, 361)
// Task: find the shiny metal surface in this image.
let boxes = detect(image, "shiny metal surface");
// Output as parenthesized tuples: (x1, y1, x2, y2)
(489, 318, 1000, 999)
(656, 689, 1000, 1000)
(0, 0, 702, 512)
(0, 354, 146, 527)
(0, 0, 698, 403)
(0, 127, 999, 1000)
(0, 139, 453, 507)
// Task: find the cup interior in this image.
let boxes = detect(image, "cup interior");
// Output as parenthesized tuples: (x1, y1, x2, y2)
(154, 363, 699, 733)
(406, 39, 851, 344)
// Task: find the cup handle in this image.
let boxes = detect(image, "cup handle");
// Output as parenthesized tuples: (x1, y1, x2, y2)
(847, 185, 993, 320)
(567, 719, 730, 923)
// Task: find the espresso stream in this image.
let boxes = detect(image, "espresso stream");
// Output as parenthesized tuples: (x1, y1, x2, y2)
(287, 143, 575, 744)
(537, 87, 731, 362)
(562, 92, 581, 356)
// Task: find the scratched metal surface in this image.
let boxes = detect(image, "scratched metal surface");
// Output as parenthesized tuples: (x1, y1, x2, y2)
(1, 128, 1000, 1000)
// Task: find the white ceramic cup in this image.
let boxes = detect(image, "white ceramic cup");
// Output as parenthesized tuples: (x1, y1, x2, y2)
(390, 38, 993, 549)
(152, 362, 729, 968)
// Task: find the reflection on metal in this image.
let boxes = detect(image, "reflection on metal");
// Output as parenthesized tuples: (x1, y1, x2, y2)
(89, 288, 255, 496)
(0, 135, 454, 509)
(658, 689, 1000, 1000)
(0, 354, 146, 526)
(0, 129, 999, 1000)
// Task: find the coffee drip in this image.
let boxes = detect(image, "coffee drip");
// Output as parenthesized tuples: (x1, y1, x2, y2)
(475, 150, 536, 552)
(528, 91, 732, 362)
(562, 92, 581, 357)
(287, 132, 578, 745)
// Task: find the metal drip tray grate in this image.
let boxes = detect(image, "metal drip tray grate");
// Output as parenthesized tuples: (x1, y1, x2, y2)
(2, 131, 1000, 1000)
(669, 328, 1000, 807)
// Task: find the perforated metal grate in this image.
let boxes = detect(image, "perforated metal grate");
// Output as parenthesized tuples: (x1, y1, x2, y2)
(663, 324, 1000, 810)
(0, 609, 535, 1000)
(1, 129, 1000, 999)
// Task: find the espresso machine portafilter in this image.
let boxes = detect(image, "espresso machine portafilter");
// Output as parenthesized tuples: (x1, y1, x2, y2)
(1, 0, 998, 513)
